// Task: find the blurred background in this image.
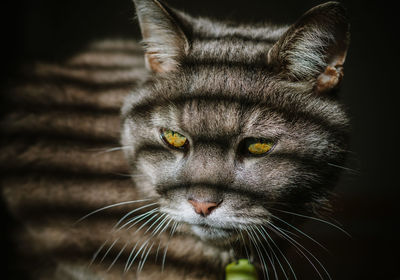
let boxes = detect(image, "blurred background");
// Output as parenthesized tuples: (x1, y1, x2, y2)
(1, 0, 399, 279)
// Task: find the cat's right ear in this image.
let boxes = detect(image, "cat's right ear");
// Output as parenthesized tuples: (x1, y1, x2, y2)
(267, 2, 350, 94)
(133, 0, 189, 73)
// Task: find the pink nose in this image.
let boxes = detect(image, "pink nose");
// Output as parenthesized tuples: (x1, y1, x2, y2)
(188, 199, 221, 217)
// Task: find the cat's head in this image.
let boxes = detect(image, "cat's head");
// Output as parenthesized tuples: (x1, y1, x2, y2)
(121, 0, 350, 243)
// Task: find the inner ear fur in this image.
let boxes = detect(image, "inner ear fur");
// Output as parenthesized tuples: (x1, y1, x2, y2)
(133, 0, 189, 73)
(267, 2, 350, 94)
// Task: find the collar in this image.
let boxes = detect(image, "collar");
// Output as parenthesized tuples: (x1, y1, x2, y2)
(225, 259, 258, 280)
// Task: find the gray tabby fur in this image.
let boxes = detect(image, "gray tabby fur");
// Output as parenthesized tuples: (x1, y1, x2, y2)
(0, 0, 351, 278)
(121, 0, 350, 277)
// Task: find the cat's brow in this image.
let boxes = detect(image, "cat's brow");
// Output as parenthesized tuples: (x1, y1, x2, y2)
(179, 99, 241, 138)
(139, 94, 346, 139)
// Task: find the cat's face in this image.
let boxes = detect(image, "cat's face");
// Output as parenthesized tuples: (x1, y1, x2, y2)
(121, 72, 348, 243)
(122, 0, 350, 244)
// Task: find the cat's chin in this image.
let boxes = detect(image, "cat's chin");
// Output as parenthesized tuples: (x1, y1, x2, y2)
(190, 224, 236, 243)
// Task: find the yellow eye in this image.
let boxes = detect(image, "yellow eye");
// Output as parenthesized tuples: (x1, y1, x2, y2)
(160, 129, 188, 150)
(246, 139, 275, 155)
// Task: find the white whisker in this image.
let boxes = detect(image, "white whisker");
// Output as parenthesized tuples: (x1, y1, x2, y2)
(270, 213, 329, 252)
(124, 239, 141, 272)
(100, 238, 119, 263)
(118, 209, 158, 231)
(161, 220, 178, 272)
(244, 227, 269, 280)
(260, 225, 297, 280)
(268, 222, 331, 280)
(148, 214, 168, 236)
(132, 212, 161, 233)
(125, 239, 150, 272)
(136, 242, 150, 274)
(89, 238, 109, 266)
(154, 240, 162, 263)
(250, 225, 277, 280)
(107, 242, 128, 271)
(138, 241, 155, 273)
(271, 208, 351, 237)
(75, 199, 153, 224)
(114, 202, 158, 229)
(237, 228, 251, 261)
(254, 225, 288, 280)
(328, 162, 360, 174)
(94, 146, 131, 155)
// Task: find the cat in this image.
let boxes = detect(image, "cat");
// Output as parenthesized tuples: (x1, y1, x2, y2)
(1, 0, 350, 279)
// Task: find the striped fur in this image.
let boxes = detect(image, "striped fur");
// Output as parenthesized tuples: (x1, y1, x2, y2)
(1, 38, 228, 280)
(1, 1, 350, 279)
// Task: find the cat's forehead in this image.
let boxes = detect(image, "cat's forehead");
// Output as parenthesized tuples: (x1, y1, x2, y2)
(125, 65, 347, 136)
(133, 65, 280, 107)
(127, 65, 306, 119)
(180, 98, 242, 138)
(148, 96, 287, 141)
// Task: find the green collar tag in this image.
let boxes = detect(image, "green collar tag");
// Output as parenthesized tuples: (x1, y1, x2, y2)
(225, 259, 258, 280)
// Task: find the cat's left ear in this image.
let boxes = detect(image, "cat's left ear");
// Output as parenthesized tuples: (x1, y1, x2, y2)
(267, 2, 350, 94)
(133, 0, 190, 73)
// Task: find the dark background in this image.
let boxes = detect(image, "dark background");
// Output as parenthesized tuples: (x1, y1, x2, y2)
(1, 0, 399, 279)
